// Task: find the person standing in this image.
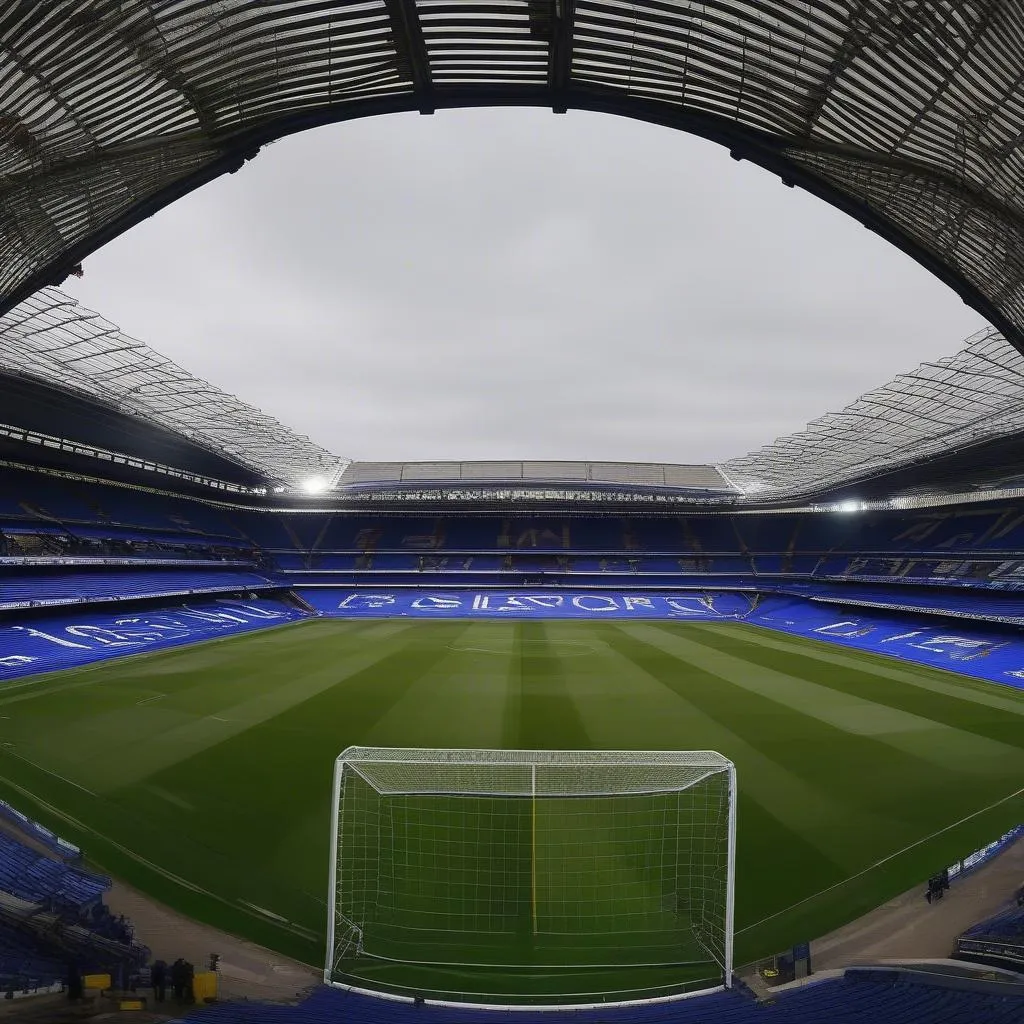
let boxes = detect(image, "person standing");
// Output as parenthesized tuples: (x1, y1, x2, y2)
(151, 960, 166, 1003)
(171, 959, 185, 1001)
(66, 961, 83, 1003)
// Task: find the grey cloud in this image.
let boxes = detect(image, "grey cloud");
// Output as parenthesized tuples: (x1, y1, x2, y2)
(66, 109, 986, 466)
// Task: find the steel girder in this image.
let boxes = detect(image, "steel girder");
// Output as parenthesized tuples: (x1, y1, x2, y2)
(0, 2, 1023, 346)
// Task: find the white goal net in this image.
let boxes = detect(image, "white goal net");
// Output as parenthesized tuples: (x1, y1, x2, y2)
(326, 748, 736, 999)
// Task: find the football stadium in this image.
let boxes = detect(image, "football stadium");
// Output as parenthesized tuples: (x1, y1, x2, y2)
(1, 4, 1024, 1023)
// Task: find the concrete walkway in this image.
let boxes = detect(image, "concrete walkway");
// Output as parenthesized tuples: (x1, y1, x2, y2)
(811, 834, 1024, 970)
(103, 877, 319, 1003)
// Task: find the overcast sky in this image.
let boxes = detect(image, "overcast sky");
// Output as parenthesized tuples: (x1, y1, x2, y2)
(65, 108, 986, 466)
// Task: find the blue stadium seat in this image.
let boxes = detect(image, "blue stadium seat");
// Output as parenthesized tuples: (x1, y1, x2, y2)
(172, 974, 1024, 1023)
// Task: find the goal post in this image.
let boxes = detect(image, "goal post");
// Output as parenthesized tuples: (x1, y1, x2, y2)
(326, 748, 736, 1003)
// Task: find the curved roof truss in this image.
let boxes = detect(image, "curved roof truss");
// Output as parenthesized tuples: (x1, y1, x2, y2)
(1, 2, 1024, 348)
(0, 287, 344, 486)
(722, 325, 1024, 497)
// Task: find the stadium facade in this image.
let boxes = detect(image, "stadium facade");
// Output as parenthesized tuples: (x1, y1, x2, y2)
(2, 3, 1024, 1018)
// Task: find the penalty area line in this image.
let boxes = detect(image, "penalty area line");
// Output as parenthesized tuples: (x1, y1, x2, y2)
(0, 774, 319, 948)
(737, 782, 1024, 935)
(1, 748, 97, 797)
(135, 694, 166, 706)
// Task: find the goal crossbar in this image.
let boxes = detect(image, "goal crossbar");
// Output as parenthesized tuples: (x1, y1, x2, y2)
(337, 747, 733, 796)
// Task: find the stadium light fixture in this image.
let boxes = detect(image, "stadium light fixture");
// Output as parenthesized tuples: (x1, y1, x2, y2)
(301, 476, 329, 495)
(837, 499, 865, 513)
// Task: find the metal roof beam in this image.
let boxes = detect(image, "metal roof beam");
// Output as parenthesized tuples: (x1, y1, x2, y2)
(550, 0, 575, 114)
(384, 0, 434, 114)
(531, 0, 575, 113)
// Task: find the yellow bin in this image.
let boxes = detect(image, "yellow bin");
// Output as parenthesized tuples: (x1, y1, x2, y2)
(192, 971, 218, 1003)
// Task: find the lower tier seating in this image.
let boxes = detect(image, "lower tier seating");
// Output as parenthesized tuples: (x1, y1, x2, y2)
(175, 973, 1024, 1023)
(0, 596, 309, 681)
(0, 921, 64, 991)
(0, 831, 108, 910)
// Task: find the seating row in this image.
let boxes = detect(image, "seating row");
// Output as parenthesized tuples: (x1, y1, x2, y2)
(0, 567, 275, 610)
(175, 974, 1024, 1023)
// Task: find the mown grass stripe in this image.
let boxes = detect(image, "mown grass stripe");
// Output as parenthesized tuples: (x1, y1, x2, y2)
(78, 622, 420, 791)
(634, 622, 1024, 781)
(702, 621, 1024, 715)
(362, 623, 512, 748)
(689, 620, 1024, 754)
(599, 625, 912, 866)
(516, 621, 591, 750)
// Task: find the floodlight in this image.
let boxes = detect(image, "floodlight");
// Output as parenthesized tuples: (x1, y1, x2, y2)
(837, 499, 864, 513)
(301, 476, 329, 495)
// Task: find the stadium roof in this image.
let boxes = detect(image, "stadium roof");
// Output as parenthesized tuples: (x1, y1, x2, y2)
(339, 460, 732, 492)
(722, 326, 1024, 499)
(0, 287, 344, 487)
(2, 2, 1024, 358)
(4, 287, 1024, 505)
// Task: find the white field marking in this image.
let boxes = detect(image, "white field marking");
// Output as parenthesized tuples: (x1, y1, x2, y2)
(2, 748, 97, 797)
(737, 782, 1024, 935)
(135, 694, 165, 706)
(0, 774, 321, 949)
(239, 900, 288, 922)
(144, 785, 193, 811)
(448, 639, 598, 657)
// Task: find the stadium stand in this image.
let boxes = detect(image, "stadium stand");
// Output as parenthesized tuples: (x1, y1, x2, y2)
(292, 587, 1024, 690)
(0, 526, 256, 565)
(0, 827, 147, 999)
(0, 920, 64, 994)
(8, 468, 1024, 594)
(5, 463, 1024, 691)
(750, 596, 1024, 689)
(255, 508, 1024, 592)
(957, 897, 1024, 972)
(0, 567, 276, 610)
(784, 582, 1024, 624)
(0, 597, 308, 681)
(0, 832, 107, 909)
(175, 970, 1024, 1023)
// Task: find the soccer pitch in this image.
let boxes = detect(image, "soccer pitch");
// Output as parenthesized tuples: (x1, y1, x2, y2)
(0, 617, 1022, 1000)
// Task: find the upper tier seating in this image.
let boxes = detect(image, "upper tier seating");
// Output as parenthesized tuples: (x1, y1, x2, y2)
(790, 582, 1024, 624)
(0, 467, 244, 538)
(0, 568, 275, 610)
(7, 469, 1024, 598)
(0, 525, 256, 566)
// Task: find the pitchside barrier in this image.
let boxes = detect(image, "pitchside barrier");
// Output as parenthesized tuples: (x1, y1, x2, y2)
(325, 748, 737, 1007)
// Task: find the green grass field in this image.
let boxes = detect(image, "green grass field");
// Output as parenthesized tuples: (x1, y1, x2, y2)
(0, 617, 1022, 1002)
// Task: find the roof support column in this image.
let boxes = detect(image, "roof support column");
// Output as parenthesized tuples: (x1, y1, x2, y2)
(384, 0, 434, 114)
(549, 0, 575, 113)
